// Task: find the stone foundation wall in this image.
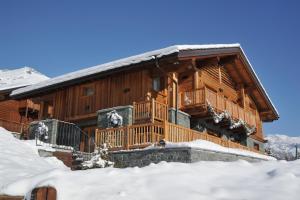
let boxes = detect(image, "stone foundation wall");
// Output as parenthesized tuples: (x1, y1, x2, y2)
(168, 108, 190, 128)
(247, 137, 265, 153)
(109, 147, 267, 168)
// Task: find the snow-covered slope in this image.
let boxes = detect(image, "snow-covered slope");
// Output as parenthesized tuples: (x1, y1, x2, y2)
(0, 67, 49, 91)
(266, 134, 300, 160)
(1, 128, 300, 200)
(0, 127, 69, 190)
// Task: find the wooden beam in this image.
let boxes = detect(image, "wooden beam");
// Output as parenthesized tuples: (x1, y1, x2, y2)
(197, 57, 219, 68)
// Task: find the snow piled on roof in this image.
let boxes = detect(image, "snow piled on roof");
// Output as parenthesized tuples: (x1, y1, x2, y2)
(0, 67, 49, 91)
(266, 134, 300, 160)
(11, 44, 240, 96)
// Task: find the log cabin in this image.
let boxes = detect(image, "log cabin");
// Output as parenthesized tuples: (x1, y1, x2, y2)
(10, 44, 279, 153)
(0, 67, 49, 135)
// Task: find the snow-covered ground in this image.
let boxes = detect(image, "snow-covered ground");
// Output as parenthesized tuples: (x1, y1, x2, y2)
(266, 134, 300, 160)
(0, 67, 49, 91)
(1, 127, 300, 200)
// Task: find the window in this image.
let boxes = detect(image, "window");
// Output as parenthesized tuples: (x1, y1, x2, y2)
(84, 105, 91, 112)
(153, 77, 161, 92)
(82, 86, 94, 96)
(254, 143, 260, 151)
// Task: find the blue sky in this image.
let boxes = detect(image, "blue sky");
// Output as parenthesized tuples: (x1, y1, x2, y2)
(0, 0, 299, 136)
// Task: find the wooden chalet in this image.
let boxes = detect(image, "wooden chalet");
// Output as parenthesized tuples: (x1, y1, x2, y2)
(0, 67, 48, 136)
(10, 44, 279, 153)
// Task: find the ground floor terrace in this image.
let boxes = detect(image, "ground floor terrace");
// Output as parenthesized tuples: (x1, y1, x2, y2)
(0, 95, 265, 154)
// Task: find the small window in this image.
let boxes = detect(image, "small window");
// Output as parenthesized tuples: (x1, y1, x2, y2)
(153, 77, 161, 92)
(83, 87, 94, 96)
(84, 105, 91, 112)
(254, 143, 260, 151)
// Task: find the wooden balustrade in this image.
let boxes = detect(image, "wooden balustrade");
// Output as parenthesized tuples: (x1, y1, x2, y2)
(167, 123, 203, 142)
(180, 87, 256, 127)
(95, 123, 164, 150)
(133, 99, 168, 123)
(95, 121, 261, 154)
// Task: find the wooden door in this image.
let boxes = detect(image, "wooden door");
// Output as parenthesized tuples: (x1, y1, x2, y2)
(80, 126, 96, 152)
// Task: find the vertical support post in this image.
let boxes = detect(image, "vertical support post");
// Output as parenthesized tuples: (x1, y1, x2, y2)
(151, 124, 155, 143)
(132, 101, 136, 123)
(151, 98, 155, 123)
(125, 126, 129, 150)
(192, 59, 199, 90)
(163, 121, 169, 141)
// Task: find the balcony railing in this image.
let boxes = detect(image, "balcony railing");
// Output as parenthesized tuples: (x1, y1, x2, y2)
(179, 87, 256, 127)
(94, 122, 261, 153)
(133, 99, 168, 123)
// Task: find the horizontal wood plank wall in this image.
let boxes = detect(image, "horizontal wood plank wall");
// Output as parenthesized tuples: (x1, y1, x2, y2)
(0, 100, 31, 124)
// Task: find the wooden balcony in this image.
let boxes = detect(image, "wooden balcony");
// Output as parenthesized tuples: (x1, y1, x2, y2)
(133, 99, 168, 123)
(94, 121, 261, 153)
(179, 87, 256, 127)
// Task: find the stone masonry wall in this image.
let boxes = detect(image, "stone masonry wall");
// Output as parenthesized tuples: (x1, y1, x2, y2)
(109, 147, 268, 168)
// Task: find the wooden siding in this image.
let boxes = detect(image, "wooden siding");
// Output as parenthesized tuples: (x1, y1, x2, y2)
(30, 56, 266, 142)
(38, 69, 153, 122)
(0, 100, 22, 123)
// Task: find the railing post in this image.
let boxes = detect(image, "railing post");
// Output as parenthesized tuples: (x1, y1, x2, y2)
(124, 126, 130, 150)
(151, 124, 155, 143)
(132, 101, 136, 123)
(95, 129, 98, 148)
(163, 121, 169, 141)
(151, 98, 155, 123)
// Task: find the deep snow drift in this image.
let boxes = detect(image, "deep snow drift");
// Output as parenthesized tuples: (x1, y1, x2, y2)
(0, 127, 69, 190)
(266, 134, 300, 160)
(1, 128, 300, 200)
(0, 67, 49, 91)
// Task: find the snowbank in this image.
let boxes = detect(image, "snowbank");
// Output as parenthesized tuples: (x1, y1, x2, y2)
(1, 128, 299, 200)
(0, 127, 69, 192)
(0, 67, 49, 91)
(2, 159, 300, 200)
(266, 134, 300, 160)
(146, 139, 276, 161)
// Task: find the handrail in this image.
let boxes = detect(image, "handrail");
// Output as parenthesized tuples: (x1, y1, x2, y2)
(133, 99, 168, 123)
(33, 119, 95, 153)
(95, 121, 261, 154)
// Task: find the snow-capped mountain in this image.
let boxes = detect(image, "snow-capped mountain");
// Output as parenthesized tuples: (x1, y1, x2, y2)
(0, 67, 49, 91)
(265, 134, 300, 160)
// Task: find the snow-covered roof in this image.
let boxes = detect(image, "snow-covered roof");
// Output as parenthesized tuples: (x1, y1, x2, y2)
(10, 44, 239, 97)
(9, 44, 278, 118)
(0, 67, 49, 92)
